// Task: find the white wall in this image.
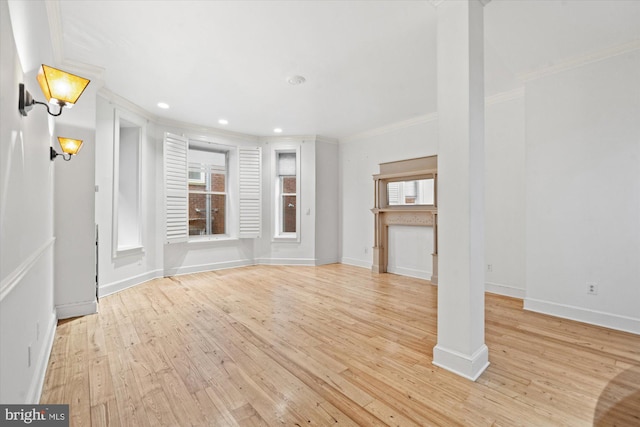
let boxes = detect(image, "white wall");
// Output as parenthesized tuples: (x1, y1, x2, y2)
(0, 0, 57, 403)
(54, 123, 97, 318)
(315, 138, 339, 265)
(339, 118, 439, 273)
(256, 137, 317, 265)
(524, 50, 640, 333)
(95, 96, 162, 296)
(485, 95, 526, 297)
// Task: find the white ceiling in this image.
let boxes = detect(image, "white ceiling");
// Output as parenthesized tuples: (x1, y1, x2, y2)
(55, 0, 640, 139)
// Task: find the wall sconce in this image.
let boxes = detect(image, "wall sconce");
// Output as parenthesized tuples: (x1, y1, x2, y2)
(51, 137, 83, 161)
(19, 64, 90, 117)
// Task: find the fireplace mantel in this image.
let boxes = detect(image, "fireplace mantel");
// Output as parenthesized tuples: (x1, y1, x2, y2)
(371, 156, 438, 283)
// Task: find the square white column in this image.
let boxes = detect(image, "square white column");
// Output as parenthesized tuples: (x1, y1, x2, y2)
(432, 0, 490, 381)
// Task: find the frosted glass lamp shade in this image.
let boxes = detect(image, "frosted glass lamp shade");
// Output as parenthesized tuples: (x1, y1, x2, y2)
(57, 137, 84, 155)
(37, 64, 90, 108)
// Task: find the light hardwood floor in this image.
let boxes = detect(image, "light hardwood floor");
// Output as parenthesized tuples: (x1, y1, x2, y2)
(40, 264, 640, 426)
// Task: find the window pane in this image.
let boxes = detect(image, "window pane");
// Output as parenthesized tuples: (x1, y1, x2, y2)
(211, 194, 226, 235)
(282, 195, 296, 232)
(282, 176, 296, 194)
(210, 172, 225, 192)
(387, 178, 434, 205)
(189, 193, 207, 235)
(278, 152, 296, 176)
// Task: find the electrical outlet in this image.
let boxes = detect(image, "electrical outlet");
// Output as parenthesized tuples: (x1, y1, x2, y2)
(28, 344, 32, 367)
(36, 322, 40, 342)
(364, 247, 368, 254)
(587, 282, 598, 295)
(487, 264, 493, 272)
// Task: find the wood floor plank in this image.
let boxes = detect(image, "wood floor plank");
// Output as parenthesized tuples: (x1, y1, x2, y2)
(40, 264, 640, 426)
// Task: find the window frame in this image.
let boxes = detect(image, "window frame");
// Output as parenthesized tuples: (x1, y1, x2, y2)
(273, 146, 301, 241)
(187, 141, 231, 241)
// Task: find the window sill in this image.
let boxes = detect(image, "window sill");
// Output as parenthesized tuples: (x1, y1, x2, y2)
(272, 234, 299, 243)
(188, 235, 238, 243)
(113, 245, 144, 258)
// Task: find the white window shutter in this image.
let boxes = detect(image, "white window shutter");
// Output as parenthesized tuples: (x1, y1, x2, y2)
(238, 147, 262, 238)
(164, 132, 189, 243)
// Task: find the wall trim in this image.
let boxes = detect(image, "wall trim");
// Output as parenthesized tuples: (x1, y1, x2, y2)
(387, 266, 431, 281)
(0, 238, 55, 302)
(314, 257, 339, 266)
(433, 344, 490, 381)
(26, 310, 57, 404)
(485, 87, 525, 106)
(56, 300, 98, 320)
(524, 298, 640, 336)
(165, 260, 254, 278)
(518, 39, 640, 83)
(99, 269, 164, 298)
(340, 113, 439, 143)
(340, 257, 372, 270)
(254, 258, 317, 266)
(485, 281, 526, 299)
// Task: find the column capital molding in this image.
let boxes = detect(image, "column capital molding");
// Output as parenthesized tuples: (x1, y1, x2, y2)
(430, 0, 491, 7)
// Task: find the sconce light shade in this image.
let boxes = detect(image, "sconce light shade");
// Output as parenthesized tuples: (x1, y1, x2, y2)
(58, 137, 83, 155)
(51, 137, 83, 161)
(19, 65, 90, 117)
(37, 65, 90, 108)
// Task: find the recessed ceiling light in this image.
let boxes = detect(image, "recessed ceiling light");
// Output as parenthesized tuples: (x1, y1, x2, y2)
(287, 75, 306, 85)
(157, 102, 170, 109)
(218, 119, 228, 125)
(273, 128, 283, 133)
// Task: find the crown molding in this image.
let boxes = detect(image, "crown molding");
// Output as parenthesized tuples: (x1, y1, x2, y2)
(316, 135, 339, 145)
(430, 0, 491, 7)
(45, 0, 105, 80)
(485, 87, 525, 106)
(99, 88, 259, 142)
(518, 39, 640, 83)
(341, 113, 438, 143)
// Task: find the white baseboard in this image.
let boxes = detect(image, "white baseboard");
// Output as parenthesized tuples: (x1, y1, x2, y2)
(315, 257, 339, 266)
(27, 310, 57, 403)
(254, 258, 317, 266)
(433, 344, 490, 381)
(165, 260, 254, 277)
(56, 299, 98, 320)
(524, 298, 640, 335)
(485, 281, 526, 299)
(387, 266, 431, 281)
(340, 257, 371, 270)
(99, 269, 164, 298)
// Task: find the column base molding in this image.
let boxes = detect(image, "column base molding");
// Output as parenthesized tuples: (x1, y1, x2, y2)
(433, 344, 489, 381)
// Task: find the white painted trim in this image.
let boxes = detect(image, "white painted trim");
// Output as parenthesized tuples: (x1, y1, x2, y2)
(164, 260, 254, 278)
(518, 39, 640, 83)
(98, 269, 164, 298)
(433, 344, 490, 381)
(56, 300, 98, 320)
(485, 281, 526, 299)
(315, 135, 339, 145)
(26, 310, 57, 404)
(254, 258, 317, 266)
(314, 257, 339, 266)
(340, 113, 439, 143)
(340, 257, 372, 270)
(524, 298, 640, 335)
(340, 85, 523, 143)
(0, 238, 55, 302)
(387, 266, 431, 281)
(485, 87, 524, 106)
